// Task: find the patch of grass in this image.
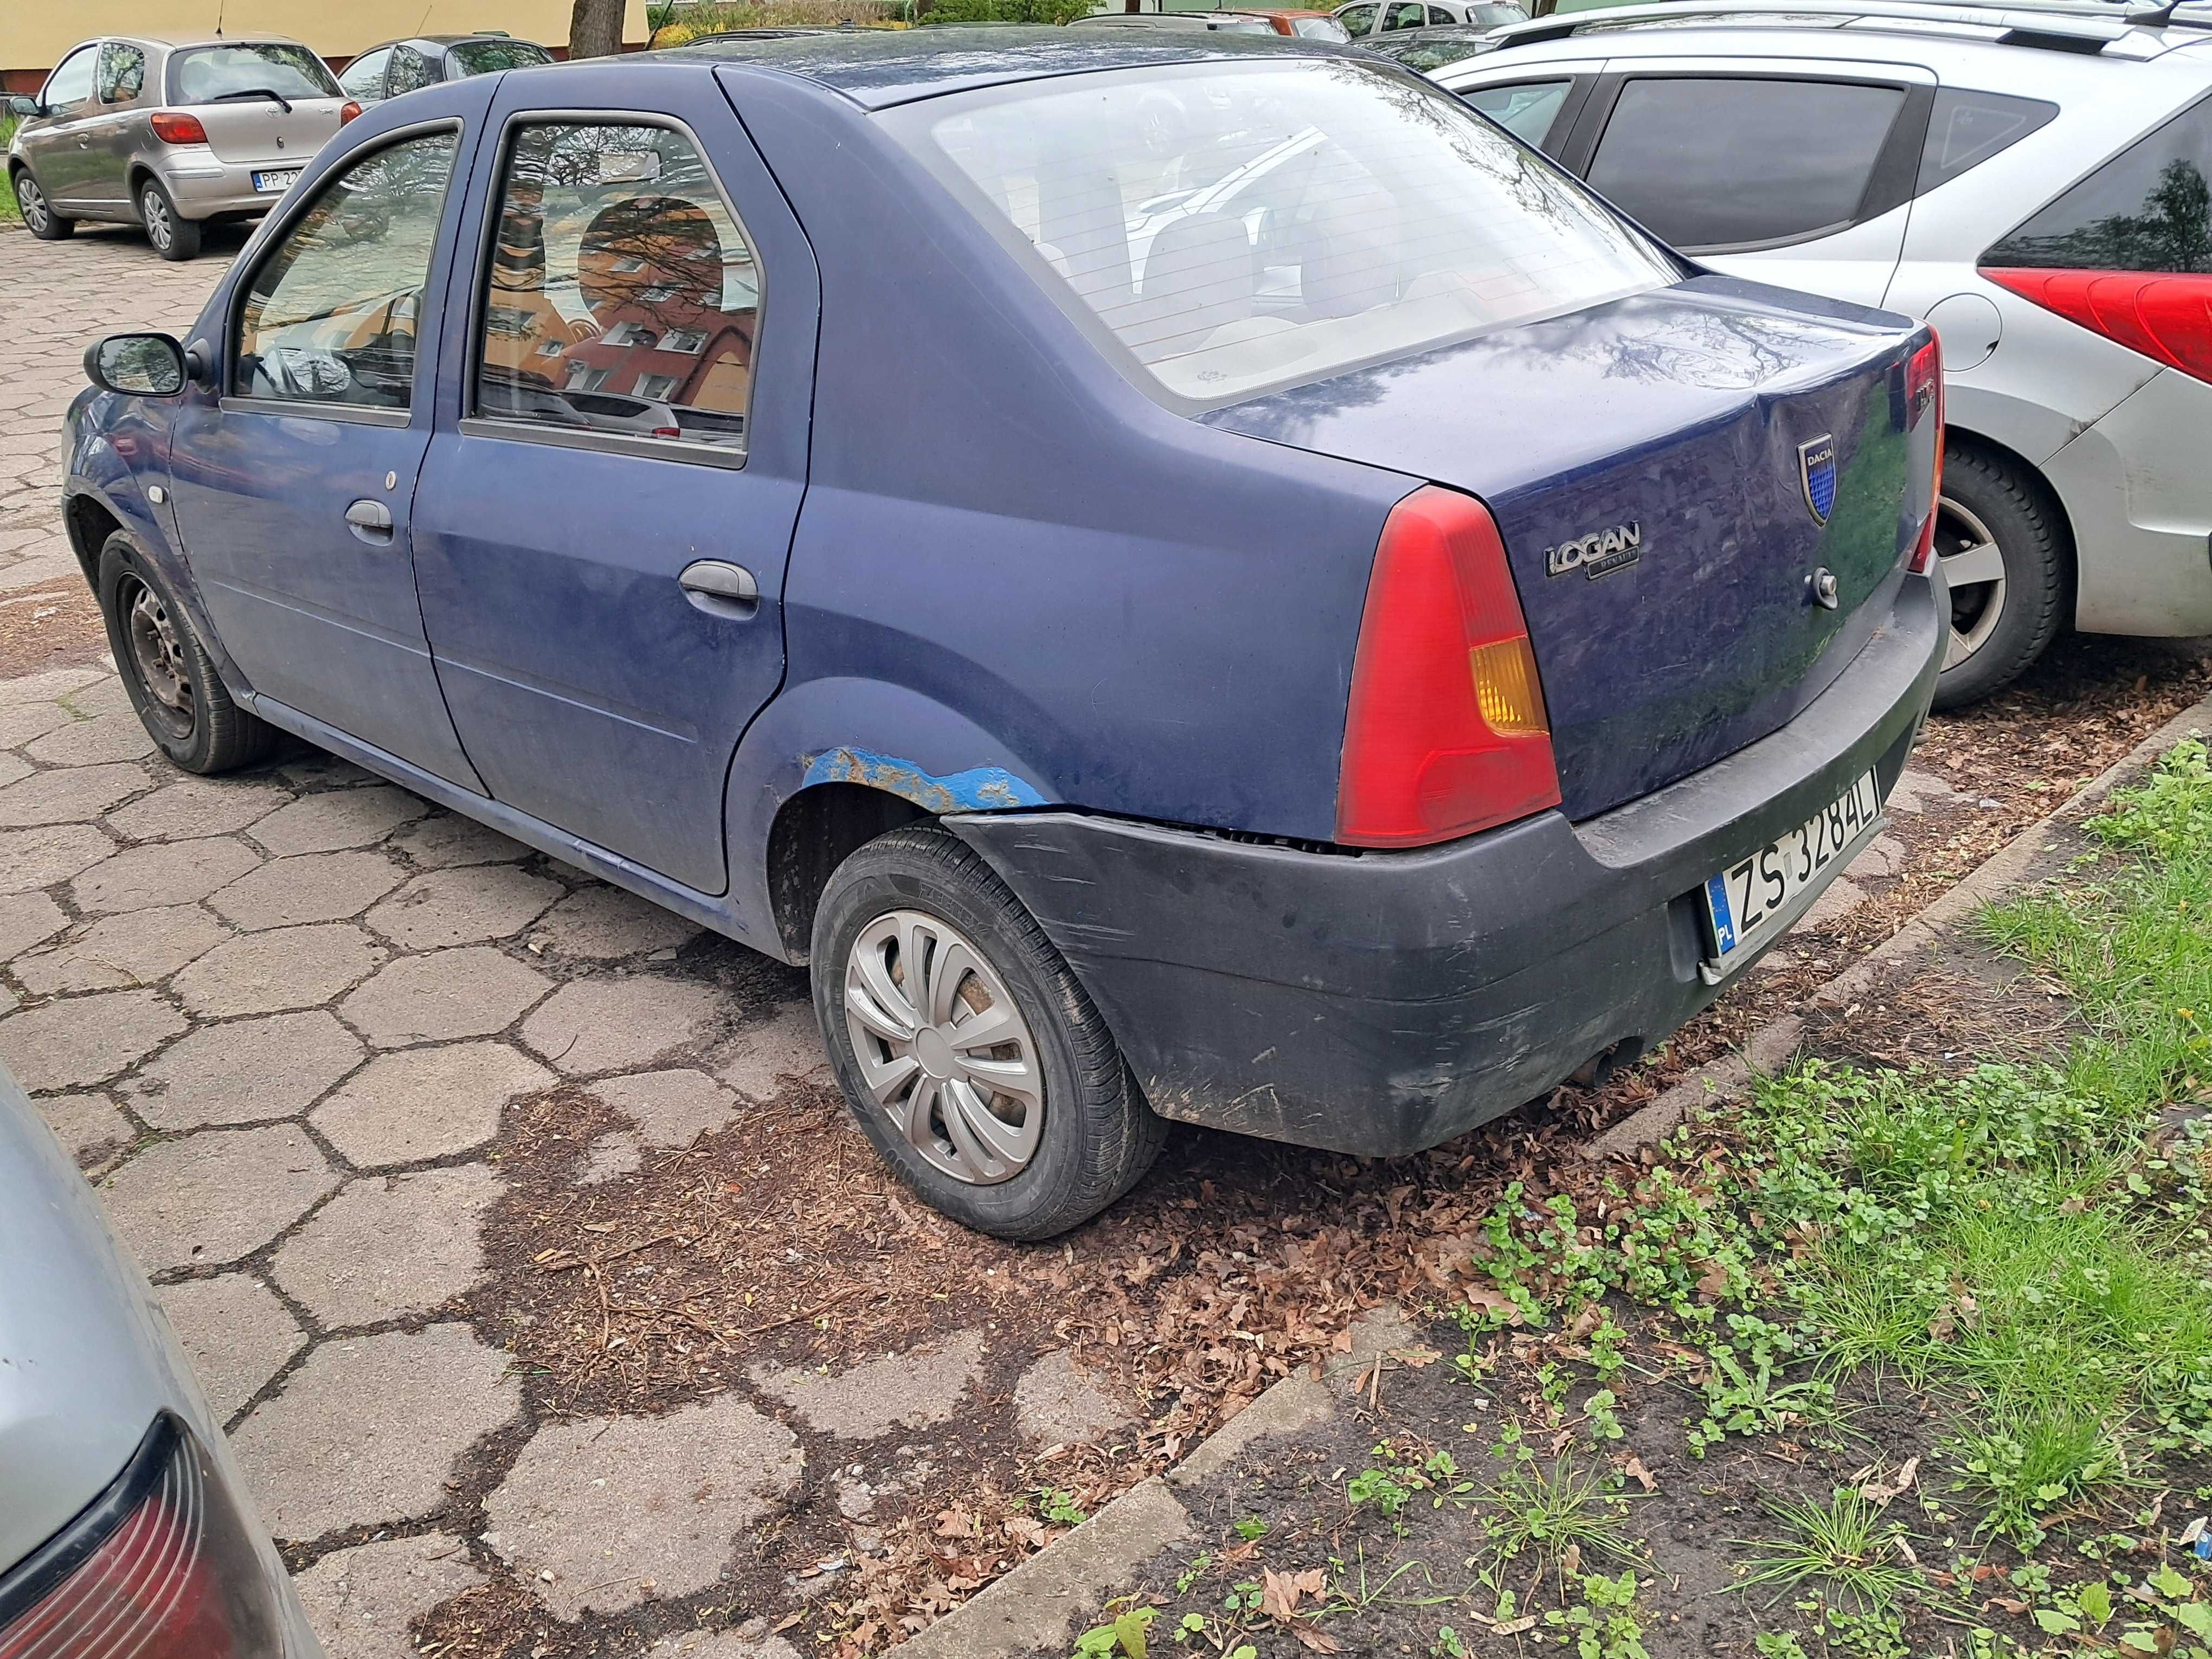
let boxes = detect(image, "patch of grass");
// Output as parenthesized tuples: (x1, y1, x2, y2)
(1736, 1488, 1918, 1611)
(1478, 1425, 1641, 1592)
(2, 117, 19, 227)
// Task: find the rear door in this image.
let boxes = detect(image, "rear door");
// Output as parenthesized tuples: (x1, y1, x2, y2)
(166, 110, 484, 787)
(1568, 60, 1934, 306)
(410, 67, 819, 895)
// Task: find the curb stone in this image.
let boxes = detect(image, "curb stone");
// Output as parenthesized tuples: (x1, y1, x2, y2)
(897, 696, 2212, 1657)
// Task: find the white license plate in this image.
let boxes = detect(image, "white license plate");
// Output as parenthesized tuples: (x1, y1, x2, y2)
(1702, 770, 1885, 980)
(252, 170, 300, 194)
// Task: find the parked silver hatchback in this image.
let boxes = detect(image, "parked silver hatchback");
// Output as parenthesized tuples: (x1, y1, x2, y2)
(6, 36, 357, 261)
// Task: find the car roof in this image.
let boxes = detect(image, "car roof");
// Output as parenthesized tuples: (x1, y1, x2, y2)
(1476, 0, 2212, 62)
(101, 33, 314, 52)
(651, 24, 1339, 107)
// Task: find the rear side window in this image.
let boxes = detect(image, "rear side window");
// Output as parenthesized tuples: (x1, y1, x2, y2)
(1463, 79, 1572, 148)
(1915, 88, 2056, 197)
(1982, 94, 2212, 273)
(170, 43, 338, 103)
(448, 38, 554, 74)
(98, 43, 147, 104)
(891, 59, 1675, 408)
(236, 132, 459, 410)
(474, 121, 760, 453)
(386, 47, 442, 97)
(1587, 77, 1907, 252)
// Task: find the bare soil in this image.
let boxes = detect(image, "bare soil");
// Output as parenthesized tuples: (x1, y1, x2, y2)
(0, 578, 106, 678)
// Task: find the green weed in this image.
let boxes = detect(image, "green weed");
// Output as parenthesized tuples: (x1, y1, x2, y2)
(1735, 1488, 1918, 1611)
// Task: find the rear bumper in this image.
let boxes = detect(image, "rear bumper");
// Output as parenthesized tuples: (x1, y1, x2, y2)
(155, 153, 293, 220)
(949, 570, 1944, 1157)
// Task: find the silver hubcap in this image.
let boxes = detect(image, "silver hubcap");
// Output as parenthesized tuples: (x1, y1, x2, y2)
(843, 909, 1044, 1186)
(17, 177, 47, 232)
(143, 189, 170, 248)
(1937, 495, 2008, 672)
(125, 581, 194, 734)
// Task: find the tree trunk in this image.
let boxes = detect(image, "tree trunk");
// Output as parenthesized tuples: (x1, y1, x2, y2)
(568, 0, 626, 60)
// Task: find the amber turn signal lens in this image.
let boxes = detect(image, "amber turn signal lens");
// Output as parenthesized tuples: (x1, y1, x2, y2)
(1469, 638, 1549, 736)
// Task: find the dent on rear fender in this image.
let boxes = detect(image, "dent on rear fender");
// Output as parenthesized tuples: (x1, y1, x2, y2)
(800, 747, 1048, 813)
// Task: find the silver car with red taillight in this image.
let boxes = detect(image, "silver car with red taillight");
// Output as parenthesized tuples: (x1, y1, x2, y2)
(7, 35, 358, 261)
(0, 1064, 320, 1659)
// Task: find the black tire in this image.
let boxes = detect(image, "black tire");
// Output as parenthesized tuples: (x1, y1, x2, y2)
(1930, 441, 2071, 711)
(811, 824, 1167, 1240)
(138, 178, 201, 261)
(97, 535, 276, 774)
(12, 168, 73, 240)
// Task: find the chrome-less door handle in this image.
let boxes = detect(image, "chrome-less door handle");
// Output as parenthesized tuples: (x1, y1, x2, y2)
(344, 498, 394, 544)
(679, 560, 758, 619)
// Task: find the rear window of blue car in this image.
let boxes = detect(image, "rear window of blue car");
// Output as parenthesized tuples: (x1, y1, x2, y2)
(888, 58, 1675, 407)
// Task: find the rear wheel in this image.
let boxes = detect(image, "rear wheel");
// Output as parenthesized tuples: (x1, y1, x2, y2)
(1930, 442, 2069, 711)
(98, 535, 276, 774)
(811, 823, 1166, 1240)
(138, 179, 201, 262)
(13, 170, 72, 240)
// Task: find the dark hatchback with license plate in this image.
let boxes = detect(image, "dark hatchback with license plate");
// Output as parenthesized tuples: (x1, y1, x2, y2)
(62, 30, 1944, 1238)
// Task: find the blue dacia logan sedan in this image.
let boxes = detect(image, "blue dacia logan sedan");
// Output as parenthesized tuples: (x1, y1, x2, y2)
(64, 29, 1945, 1238)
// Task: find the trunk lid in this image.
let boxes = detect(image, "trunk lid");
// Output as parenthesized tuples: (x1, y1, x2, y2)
(190, 96, 350, 166)
(1206, 275, 1932, 822)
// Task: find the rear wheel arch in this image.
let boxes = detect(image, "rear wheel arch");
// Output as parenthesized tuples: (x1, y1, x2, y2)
(1930, 425, 2076, 709)
(765, 782, 929, 963)
(1941, 423, 2077, 575)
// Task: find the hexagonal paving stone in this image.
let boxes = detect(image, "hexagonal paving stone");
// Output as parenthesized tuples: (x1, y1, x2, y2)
(0, 754, 29, 789)
(593, 1069, 741, 1148)
(718, 1001, 832, 1104)
(248, 787, 428, 856)
(0, 667, 105, 706)
(311, 1042, 553, 1166)
(100, 1123, 336, 1272)
(0, 823, 113, 893)
(232, 1324, 521, 1541)
(1013, 1348, 1135, 1447)
(388, 812, 531, 869)
(25, 713, 155, 767)
(526, 885, 698, 960)
(0, 698, 73, 749)
(172, 923, 383, 1018)
(12, 904, 228, 995)
(0, 762, 147, 828)
(157, 1274, 305, 1421)
(747, 1330, 985, 1439)
(483, 1394, 803, 1619)
(0, 890, 67, 959)
(208, 851, 406, 931)
(293, 1534, 485, 1659)
(125, 1010, 364, 1130)
(35, 1091, 137, 1168)
(72, 837, 261, 915)
(0, 988, 185, 1091)
(338, 948, 552, 1049)
(365, 866, 563, 950)
(272, 1163, 504, 1326)
(108, 775, 294, 841)
(520, 976, 721, 1077)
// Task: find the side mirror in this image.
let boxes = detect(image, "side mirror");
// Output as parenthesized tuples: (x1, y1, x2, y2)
(6, 94, 40, 118)
(84, 333, 189, 397)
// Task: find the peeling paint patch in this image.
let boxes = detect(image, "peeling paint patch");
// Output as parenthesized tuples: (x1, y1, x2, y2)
(802, 747, 1047, 813)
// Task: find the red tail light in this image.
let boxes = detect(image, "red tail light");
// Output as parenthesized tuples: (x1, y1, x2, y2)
(1982, 267, 2212, 385)
(1336, 486, 1561, 848)
(149, 111, 209, 145)
(1905, 335, 1944, 576)
(339, 100, 364, 125)
(0, 1416, 283, 1659)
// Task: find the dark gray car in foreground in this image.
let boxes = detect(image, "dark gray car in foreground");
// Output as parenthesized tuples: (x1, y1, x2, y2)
(0, 1067, 318, 1657)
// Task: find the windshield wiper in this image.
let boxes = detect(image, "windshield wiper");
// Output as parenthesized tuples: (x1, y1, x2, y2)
(210, 87, 294, 113)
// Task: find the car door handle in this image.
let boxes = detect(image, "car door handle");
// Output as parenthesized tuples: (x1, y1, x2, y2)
(679, 560, 758, 620)
(344, 498, 395, 545)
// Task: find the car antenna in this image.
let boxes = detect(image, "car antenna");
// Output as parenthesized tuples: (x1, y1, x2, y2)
(2126, 0, 2180, 22)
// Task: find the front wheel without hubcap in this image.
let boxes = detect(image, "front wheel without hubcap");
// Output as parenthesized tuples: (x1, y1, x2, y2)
(97, 533, 276, 773)
(812, 824, 1166, 1239)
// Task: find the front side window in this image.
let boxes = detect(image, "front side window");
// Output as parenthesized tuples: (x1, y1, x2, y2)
(1983, 94, 2211, 274)
(386, 47, 442, 97)
(1587, 77, 1906, 252)
(1339, 5, 1378, 37)
(337, 48, 394, 101)
(893, 59, 1673, 407)
(235, 131, 459, 410)
(1384, 2, 1427, 27)
(475, 121, 761, 453)
(98, 43, 147, 104)
(1293, 16, 1352, 39)
(1462, 79, 1572, 148)
(43, 47, 98, 115)
(170, 43, 339, 104)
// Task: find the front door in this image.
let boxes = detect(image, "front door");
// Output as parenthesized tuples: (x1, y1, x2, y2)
(413, 72, 817, 895)
(167, 116, 483, 788)
(26, 45, 104, 207)
(83, 41, 150, 215)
